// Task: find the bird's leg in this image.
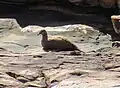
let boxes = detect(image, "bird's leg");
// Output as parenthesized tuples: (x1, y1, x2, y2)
(43, 47, 49, 52)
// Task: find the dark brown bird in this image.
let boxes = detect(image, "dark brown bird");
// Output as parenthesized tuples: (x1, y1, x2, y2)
(37, 30, 80, 52)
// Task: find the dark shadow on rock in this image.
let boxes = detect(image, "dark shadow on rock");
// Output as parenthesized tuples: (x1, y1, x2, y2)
(0, 4, 119, 40)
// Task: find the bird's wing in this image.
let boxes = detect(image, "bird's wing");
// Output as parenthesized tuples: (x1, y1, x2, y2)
(49, 36, 78, 49)
(47, 36, 80, 51)
(49, 36, 72, 44)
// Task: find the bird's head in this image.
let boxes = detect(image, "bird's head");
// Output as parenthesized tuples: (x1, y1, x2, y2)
(37, 30, 47, 36)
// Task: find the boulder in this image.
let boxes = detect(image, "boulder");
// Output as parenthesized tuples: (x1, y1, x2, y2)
(0, 18, 21, 30)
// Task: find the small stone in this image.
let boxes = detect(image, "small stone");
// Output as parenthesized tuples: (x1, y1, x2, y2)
(69, 51, 82, 55)
(24, 77, 47, 88)
(96, 53, 102, 56)
(33, 55, 42, 58)
(17, 76, 30, 83)
(104, 63, 120, 70)
(112, 41, 120, 47)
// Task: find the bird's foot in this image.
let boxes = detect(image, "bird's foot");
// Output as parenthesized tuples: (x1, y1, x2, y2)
(43, 48, 49, 52)
(69, 50, 85, 55)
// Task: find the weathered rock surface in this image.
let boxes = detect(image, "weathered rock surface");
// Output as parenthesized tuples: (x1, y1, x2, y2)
(0, 18, 120, 88)
(56, 70, 120, 88)
(0, 18, 21, 31)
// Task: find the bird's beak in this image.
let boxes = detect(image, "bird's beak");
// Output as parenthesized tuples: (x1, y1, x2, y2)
(37, 31, 42, 36)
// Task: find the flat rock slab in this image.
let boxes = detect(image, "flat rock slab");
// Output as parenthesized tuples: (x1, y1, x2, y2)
(51, 69, 120, 88)
(0, 18, 120, 88)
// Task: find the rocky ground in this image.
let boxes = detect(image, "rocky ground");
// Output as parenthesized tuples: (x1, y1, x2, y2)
(0, 11, 120, 88)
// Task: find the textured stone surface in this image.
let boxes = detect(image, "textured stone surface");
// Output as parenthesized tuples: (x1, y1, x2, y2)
(0, 18, 21, 30)
(57, 71, 120, 88)
(0, 15, 120, 88)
